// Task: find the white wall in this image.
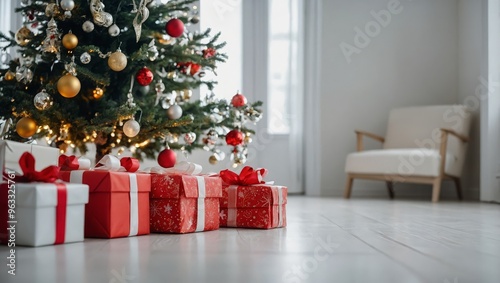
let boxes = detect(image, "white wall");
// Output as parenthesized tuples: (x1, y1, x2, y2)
(481, 0, 500, 202)
(458, 0, 482, 200)
(319, 0, 462, 198)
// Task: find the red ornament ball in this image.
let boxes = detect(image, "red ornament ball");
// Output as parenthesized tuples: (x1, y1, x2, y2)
(136, 67, 154, 86)
(226, 129, 244, 146)
(189, 63, 201, 76)
(158, 149, 177, 168)
(231, 93, 247, 107)
(202, 48, 217, 59)
(165, 18, 185, 38)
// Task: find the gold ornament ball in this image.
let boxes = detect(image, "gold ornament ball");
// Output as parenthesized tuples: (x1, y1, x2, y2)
(62, 33, 78, 49)
(182, 89, 193, 100)
(167, 71, 177, 79)
(57, 74, 81, 98)
(108, 51, 127, 72)
(16, 117, 37, 138)
(93, 87, 104, 99)
(15, 26, 34, 46)
(209, 155, 218, 165)
(4, 70, 15, 81)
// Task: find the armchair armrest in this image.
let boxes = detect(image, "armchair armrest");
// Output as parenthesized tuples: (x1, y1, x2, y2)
(439, 128, 469, 143)
(355, 130, 385, 152)
(437, 128, 469, 176)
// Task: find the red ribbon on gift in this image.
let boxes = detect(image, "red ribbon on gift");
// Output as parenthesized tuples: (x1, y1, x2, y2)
(54, 183, 67, 244)
(14, 152, 60, 183)
(120, 157, 140, 173)
(219, 166, 268, 186)
(58, 155, 79, 171)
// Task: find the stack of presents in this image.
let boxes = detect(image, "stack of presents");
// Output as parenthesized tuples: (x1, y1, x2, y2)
(0, 140, 287, 247)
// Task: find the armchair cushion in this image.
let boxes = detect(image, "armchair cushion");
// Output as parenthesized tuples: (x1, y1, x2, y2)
(345, 149, 458, 177)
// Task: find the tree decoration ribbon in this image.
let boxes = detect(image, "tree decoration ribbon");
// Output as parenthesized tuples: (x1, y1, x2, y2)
(141, 161, 203, 175)
(132, 0, 153, 42)
(0, 118, 12, 139)
(14, 152, 60, 183)
(58, 155, 91, 170)
(219, 166, 269, 186)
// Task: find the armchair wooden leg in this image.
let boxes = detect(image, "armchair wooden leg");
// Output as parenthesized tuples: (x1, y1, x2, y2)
(432, 178, 442, 203)
(344, 175, 354, 199)
(386, 182, 395, 199)
(452, 177, 463, 200)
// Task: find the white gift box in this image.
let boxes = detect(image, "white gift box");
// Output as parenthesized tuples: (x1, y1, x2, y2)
(0, 140, 60, 174)
(1, 182, 89, 247)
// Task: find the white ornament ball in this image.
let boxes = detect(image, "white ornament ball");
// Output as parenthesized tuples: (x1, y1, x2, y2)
(183, 132, 196, 144)
(60, 0, 75, 11)
(108, 24, 120, 37)
(167, 104, 183, 120)
(80, 52, 91, 64)
(82, 21, 94, 33)
(123, 119, 140, 138)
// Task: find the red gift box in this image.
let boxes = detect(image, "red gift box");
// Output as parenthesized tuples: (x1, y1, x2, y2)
(59, 156, 151, 238)
(150, 173, 221, 233)
(219, 167, 287, 229)
(220, 185, 287, 229)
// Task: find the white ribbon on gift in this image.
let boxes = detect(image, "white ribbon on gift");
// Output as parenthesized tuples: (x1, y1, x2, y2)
(226, 185, 284, 228)
(94, 155, 127, 171)
(141, 161, 202, 175)
(75, 157, 91, 170)
(195, 176, 206, 232)
(128, 174, 139, 236)
(277, 186, 284, 227)
(69, 154, 140, 236)
(227, 185, 239, 227)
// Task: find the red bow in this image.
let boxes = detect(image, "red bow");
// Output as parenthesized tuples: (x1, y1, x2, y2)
(58, 155, 79, 171)
(219, 166, 268, 186)
(16, 152, 60, 183)
(120, 157, 140, 173)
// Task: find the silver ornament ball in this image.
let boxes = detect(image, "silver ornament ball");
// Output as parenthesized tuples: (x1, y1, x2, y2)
(60, 0, 75, 11)
(167, 104, 183, 120)
(137, 85, 150, 95)
(123, 119, 141, 138)
(108, 24, 120, 37)
(80, 52, 91, 64)
(34, 90, 53, 111)
(190, 16, 200, 24)
(82, 21, 94, 33)
(183, 132, 196, 145)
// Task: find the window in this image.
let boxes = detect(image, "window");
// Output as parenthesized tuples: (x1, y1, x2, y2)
(267, 0, 301, 134)
(200, 0, 243, 101)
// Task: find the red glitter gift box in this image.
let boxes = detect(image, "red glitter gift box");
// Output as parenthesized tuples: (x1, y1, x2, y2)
(149, 173, 222, 233)
(219, 167, 287, 229)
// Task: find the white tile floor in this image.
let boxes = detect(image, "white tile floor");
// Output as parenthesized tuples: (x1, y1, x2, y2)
(1, 197, 500, 283)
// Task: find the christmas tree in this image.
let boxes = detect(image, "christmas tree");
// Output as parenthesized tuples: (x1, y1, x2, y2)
(0, 0, 262, 167)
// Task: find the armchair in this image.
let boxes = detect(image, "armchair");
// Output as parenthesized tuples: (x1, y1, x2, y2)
(344, 105, 472, 202)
